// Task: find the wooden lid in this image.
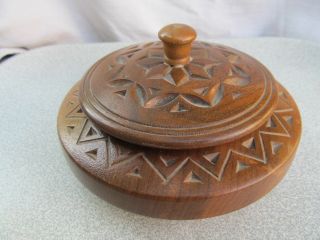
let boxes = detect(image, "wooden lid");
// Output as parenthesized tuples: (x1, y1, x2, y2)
(80, 24, 278, 149)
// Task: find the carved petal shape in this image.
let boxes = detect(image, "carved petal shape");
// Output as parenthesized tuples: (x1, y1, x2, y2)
(135, 84, 147, 106)
(209, 84, 224, 106)
(145, 94, 178, 108)
(182, 94, 211, 108)
(187, 64, 210, 80)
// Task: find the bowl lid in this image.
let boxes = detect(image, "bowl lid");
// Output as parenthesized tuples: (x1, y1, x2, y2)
(80, 24, 278, 149)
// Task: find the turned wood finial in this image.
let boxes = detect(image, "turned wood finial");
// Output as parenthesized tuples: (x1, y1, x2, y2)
(158, 23, 196, 66)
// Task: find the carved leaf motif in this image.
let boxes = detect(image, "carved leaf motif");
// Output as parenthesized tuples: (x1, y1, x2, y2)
(186, 64, 211, 80)
(182, 94, 211, 108)
(184, 84, 224, 108)
(210, 84, 224, 106)
(145, 94, 179, 108)
(193, 87, 209, 96)
(135, 84, 147, 106)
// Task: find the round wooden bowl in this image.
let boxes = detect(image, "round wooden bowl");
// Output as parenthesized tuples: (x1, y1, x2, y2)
(57, 24, 301, 219)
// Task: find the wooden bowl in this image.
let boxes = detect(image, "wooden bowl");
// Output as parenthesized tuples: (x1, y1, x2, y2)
(57, 24, 301, 219)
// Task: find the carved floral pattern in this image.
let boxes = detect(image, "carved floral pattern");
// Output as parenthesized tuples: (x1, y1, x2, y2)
(106, 42, 251, 112)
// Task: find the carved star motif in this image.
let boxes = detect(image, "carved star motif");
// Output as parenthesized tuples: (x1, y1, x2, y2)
(107, 46, 252, 112)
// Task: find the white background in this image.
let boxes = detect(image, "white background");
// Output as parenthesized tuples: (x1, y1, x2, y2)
(0, 0, 320, 49)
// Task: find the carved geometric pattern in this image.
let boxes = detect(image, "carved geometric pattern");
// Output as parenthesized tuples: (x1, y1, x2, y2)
(236, 161, 250, 173)
(203, 152, 220, 165)
(72, 111, 287, 184)
(58, 82, 300, 198)
(77, 120, 105, 143)
(270, 141, 283, 155)
(85, 148, 98, 160)
(66, 104, 86, 118)
(170, 102, 187, 113)
(242, 137, 256, 150)
(126, 166, 142, 178)
(108, 79, 147, 106)
(66, 125, 76, 134)
(105, 42, 252, 112)
(282, 115, 293, 126)
(80, 42, 279, 150)
(184, 171, 203, 184)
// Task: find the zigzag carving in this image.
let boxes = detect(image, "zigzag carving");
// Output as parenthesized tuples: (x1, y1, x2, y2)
(63, 87, 295, 185)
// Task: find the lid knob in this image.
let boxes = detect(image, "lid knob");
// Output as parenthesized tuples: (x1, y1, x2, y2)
(158, 24, 196, 66)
